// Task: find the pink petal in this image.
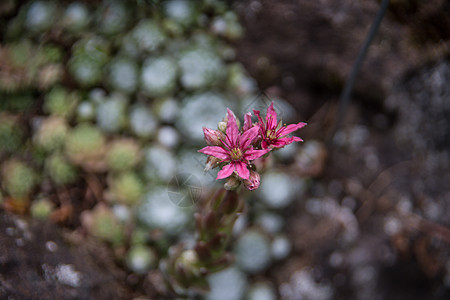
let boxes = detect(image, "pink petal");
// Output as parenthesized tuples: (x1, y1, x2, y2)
(270, 136, 301, 148)
(226, 108, 239, 147)
(292, 136, 304, 142)
(253, 109, 267, 141)
(277, 122, 306, 137)
(198, 146, 229, 160)
(240, 126, 259, 150)
(270, 138, 289, 148)
(266, 102, 278, 130)
(253, 109, 265, 130)
(261, 140, 269, 149)
(217, 163, 235, 179)
(235, 161, 250, 180)
(244, 148, 271, 160)
(243, 112, 253, 131)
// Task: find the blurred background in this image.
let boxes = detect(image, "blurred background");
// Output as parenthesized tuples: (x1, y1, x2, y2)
(0, 0, 449, 299)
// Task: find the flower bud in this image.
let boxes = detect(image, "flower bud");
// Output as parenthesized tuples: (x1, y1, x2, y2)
(217, 121, 227, 133)
(243, 170, 260, 190)
(242, 112, 253, 131)
(176, 249, 201, 278)
(203, 127, 225, 146)
(194, 242, 212, 261)
(220, 109, 241, 131)
(224, 175, 241, 190)
(204, 156, 221, 172)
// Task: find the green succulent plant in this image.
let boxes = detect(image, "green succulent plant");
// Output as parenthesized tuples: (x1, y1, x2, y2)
(24, 1, 58, 33)
(0, 41, 35, 92)
(68, 36, 111, 87)
(45, 153, 78, 186)
(44, 86, 80, 118)
(64, 123, 106, 171)
(81, 204, 124, 246)
(61, 2, 91, 33)
(0, 115, 24, 155)
(1, 159, 37, 199)
(0, 40, 63, 93)
(106, 138, 141, 172)
(106, 172, 145, 206)
(125, 244, 157, 274)
(106, 56, 139, 94)
(30, 198, 54, 219)
(95, 92, 128, 133)
(96, 0, 129, 36)
(34, 116, 68, 152)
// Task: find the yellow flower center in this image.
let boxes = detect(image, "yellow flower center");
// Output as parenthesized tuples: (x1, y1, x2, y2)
(230, 148, 242, 160)
(267, 130, 277, 140)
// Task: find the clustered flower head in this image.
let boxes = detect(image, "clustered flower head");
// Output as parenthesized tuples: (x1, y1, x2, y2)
(199, 102, 306, 191)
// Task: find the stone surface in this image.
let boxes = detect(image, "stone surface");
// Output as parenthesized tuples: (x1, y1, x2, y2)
(0, 212, 129, 300)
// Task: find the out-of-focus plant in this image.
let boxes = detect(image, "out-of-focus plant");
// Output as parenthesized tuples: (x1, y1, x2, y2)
(0, 0, 295, 297)
(64, 123, 106, 172)
(1, 159, 37, 213)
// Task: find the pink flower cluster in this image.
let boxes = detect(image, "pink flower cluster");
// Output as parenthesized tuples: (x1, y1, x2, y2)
(199, 102, 306, 190)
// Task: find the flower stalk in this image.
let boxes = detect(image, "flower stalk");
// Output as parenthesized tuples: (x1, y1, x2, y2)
(163, 189, 244, 295)
(162, 102, 306, 295)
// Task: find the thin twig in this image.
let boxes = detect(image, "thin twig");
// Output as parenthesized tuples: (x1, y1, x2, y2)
(329, 0, 390, 142)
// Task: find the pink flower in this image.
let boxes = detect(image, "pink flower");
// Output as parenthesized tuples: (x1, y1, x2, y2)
(199, 109, 270, 180)
(254, 102, 306, 149)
